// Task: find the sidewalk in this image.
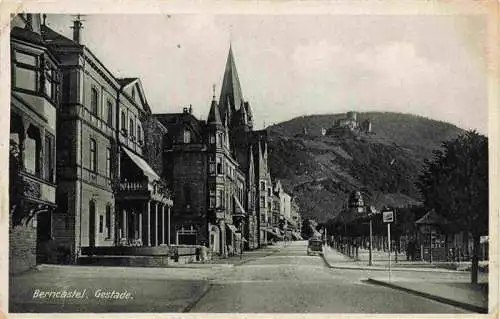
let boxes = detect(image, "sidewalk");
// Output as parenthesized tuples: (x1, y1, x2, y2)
(322, 246, 489, 313)
(366, 277, 488, 313)
(189, 245, 282, 267)
(322, 246, 487, 273)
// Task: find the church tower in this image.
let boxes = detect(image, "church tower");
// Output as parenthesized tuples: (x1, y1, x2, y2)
(219, 45, 253, 133)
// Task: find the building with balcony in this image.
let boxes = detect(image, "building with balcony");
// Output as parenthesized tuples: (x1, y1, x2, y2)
(155, 102, 247, 257)
(9, 14, 60, 273)
(39, 16, 172, 261)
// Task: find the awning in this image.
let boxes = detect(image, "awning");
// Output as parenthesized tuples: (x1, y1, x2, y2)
(233, 195, 247, 215)
(122, 147, 160, 182)
(226, 224, 238, 234)
(266, 229, 283, 239)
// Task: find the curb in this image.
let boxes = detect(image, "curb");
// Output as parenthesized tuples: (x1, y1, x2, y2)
(364, 278, 487, 313)
(181, 283, 213, 313)
(321, 252, 467, 274)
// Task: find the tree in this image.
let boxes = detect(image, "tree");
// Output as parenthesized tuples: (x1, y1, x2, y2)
(417, 130, 488, 284)
(9, 139, 25, 226)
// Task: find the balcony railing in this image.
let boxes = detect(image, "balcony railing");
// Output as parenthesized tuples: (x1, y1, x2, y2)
(119, 181, 148, 192)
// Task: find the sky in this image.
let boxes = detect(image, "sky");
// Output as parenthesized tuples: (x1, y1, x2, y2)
(45, 13, 488, 133)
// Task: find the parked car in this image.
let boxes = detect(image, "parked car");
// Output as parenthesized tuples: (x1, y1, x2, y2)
(307, 238, 323, 256)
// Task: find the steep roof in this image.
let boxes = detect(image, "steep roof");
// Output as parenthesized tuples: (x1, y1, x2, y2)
(207, 100, 222, 125)
(219, 45, 244, 123)
(416, 209, 448, 225)
(117, 77, 137, 87)
(41, 25, 79, 47)
(11, 26, 44, 46)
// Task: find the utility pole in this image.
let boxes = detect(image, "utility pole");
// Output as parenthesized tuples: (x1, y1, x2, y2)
(369, 216, 373, 266)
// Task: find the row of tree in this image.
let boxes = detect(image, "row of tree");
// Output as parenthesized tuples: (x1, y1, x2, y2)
(323, 130, 488, 284)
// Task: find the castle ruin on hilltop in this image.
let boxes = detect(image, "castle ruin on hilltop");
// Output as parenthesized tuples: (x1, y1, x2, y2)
(326, 111, 372, 136)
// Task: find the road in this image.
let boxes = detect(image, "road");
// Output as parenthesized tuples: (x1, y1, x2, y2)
(9, 241, 470, 313)
(190, 241, 469, 313)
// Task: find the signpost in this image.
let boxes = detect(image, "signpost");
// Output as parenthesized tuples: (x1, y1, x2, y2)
(382, 210, 394, 281)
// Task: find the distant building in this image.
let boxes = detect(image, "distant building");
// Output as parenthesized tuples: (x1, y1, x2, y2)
(327, 111, 372, 136)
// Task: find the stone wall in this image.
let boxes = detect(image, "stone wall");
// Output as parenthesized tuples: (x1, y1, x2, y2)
(9, 214, 37, 274)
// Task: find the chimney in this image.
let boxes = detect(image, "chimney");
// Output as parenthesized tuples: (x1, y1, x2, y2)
(72, 15, 83, 44)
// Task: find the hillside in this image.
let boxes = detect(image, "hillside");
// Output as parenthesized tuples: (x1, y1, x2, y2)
(267, 112, 463, 222)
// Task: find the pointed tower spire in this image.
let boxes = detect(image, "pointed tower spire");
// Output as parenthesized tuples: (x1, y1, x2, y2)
(244, 102, 253, 129)
(239, 101, 248, 126)
(258, 137, 263, 164)
(219, 45, 244, 125)
(207, 99, 222, 126)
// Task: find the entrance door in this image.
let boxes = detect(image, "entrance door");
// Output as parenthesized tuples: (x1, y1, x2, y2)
(89, 201, 96, 247)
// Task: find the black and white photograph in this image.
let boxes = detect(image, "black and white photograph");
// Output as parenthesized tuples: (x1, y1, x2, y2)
(2, 1, 497, 316)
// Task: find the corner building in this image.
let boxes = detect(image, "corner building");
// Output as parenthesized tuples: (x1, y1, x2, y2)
(42, 19, 172, 261)
(9, 14, 60, 273)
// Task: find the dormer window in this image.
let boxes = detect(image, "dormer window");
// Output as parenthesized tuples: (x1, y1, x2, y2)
(183, 129, 191, 144)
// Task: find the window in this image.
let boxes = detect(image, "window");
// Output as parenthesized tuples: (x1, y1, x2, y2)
(137, 124, 142, 142)
(268, 188, 271, 197)
(260, 181, 266, 191)
(106, 148, 111, 178)
(90, 138, 97, 172)
(208, 155, 215, 174)
(43, 134, 54, 182)
(120, 111, 126, 132)
(183, 129, 191, 143)
(129, 118, 135, 138)
(91, 87, 99, 115)
(209, 188, 216, 208)
(44, 67, 53, 99)
(260, 196, 265, 209)
(13, 51, 38, 92)
(105, 205, 111, 238)
(99, 215, 104, 233)
(184, 184, 191, 207)
(216, 156, 223, 175)
(216, 189, 223, 208)
(216, 132, 222, 147)
(25, 125, 41, 176)
(210, 135, 215, 144)
(107, 101, 113, 127)
(132, 88, 136, 100)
